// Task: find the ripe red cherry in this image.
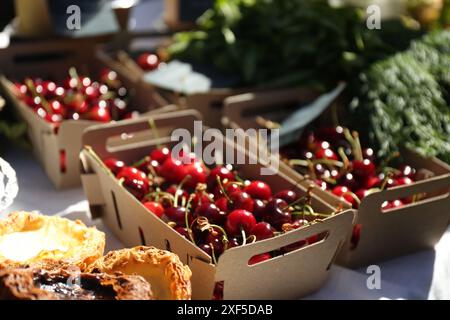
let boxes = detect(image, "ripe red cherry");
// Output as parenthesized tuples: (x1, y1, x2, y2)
(137, 53, 160, 71)
(355, 189, 371, 201)
(48, 100, 65, 115)
(166, 185, 189, 203)
(66, 93, 88, 113)
(215, 197, 229, 212)
(160, 157, 188, 184)
(100, 68, 118, 83)
(339, 173, 359, 191)
(315, 179, 328, 191)
(143, 201, 164, 218)
(244, 181, 272, 201)
(175, 227, 189, 239)
(382, 199, 404, 210)
(250, 222, 274, 241)
(398, 165, 416, 180)
(229, 191, 254, 212)
(185, 161, 207, 189)
(199, 243, 213, 256)
(150, 147, 170, 164)
(87, 103, 111, 122)
(315, 148, 338, 161)
(332, 186, 356, 206)
(195, 202, 226, 225)
(248, 253, 271, 265)
(252, 199, 266, 221)
(264, 198, 291, 229)
(274, 190, 297, 204)
(396, 177, 413, 186)
(227, 237, 240, 248)
(104, 158, 125, 175)
(352, 159, 376, 180)
(164, 206, 188, 226)
(225, 210, 256, 236)
(205, 232, 225, 256)
(362, 148, 375, 162)
(191, 192, 213, 210)
(365, 175, 382, 189)
(207, 166, 234, 190)
(315, 126, 345, 144)
(117, 167, 149, 200)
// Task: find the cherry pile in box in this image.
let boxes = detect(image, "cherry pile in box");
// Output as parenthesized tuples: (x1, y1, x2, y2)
(281, 125, 419, 211)
(102, 147, 339, 299)
(13, 67, 137, 127)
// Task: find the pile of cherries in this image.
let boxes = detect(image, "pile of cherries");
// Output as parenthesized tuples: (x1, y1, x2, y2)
(13, 67, 136, 126)
(281, 126, 418, 210)
(103, 147, 329, 266)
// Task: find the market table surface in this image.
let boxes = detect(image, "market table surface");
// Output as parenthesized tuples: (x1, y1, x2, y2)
(2, 146, 449, 300)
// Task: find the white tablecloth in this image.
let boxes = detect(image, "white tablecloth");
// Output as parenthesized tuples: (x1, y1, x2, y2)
(2, 147, 449, 300)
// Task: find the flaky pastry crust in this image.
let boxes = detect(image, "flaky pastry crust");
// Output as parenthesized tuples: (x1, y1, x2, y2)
(0, 267, 153, 300)
(0, 211, 105, 271)
(88, 246, 192, 300)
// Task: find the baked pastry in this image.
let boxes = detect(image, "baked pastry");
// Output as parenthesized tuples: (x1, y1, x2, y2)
(0, 267, 153, 300)
(0, 211, 105, 270)
(88, 246, 192, 300)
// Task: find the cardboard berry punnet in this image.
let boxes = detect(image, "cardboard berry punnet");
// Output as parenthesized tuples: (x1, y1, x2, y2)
(0, 37, 174, 189)
(222, 88, 450, 268)
(79, 109, 355, 299)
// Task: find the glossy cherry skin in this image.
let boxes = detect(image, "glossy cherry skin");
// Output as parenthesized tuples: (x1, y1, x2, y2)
(250, 222, 274, 241)
(199, 243, 213, 257)
(315, 179, 328, 191)
(174, 227, 189, 239)
(339, 173, 359, 191)
(396, 177, 413, 186)
(137, 53, 160, 71)
(205, 232, 225, 256)
(150, 147, 170, 164)
(229, 191, 255, 212)
(244, 181, 272, 201)
(191, 192, 213, 211)
(397, 165, 416, 180)
(184, 161, 207, 189)
(352, 159, 376, 180)
(332, 186, 357, 207)
(315, 147, 338, 161)
(164, 206, 188, 226)
(88, 103, 111, 122)
(274, 190, 297, 204)
(252, 199, 266, 221)
(195, 202, 226, 225)
(225, 210, 257, 236)
(264, 198, 291, 229)
(227, 237, 240, 248)
(248, 253, 271, 265)
(166, 185, 189, 203)
(160, 157, 188, 184)
(382, 199, 404, 210)
(207, 166, 235, 190)
(117, 167, 149, 200)
(143, 201, 164, 218)
(104, 158, 125, 175)
(215, 197, 229, 212)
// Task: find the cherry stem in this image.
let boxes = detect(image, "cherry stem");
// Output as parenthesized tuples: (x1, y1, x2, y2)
(343, 191, 361, 205)
(185, 200, 196, 244)
(24, 78, 52, 115)
(216, 175, 232, 203)
(68, 67, 83, 92)
(132, 156, 149, 168)
(380, 171, 394, 191)
(174, 175, 190, 207)
(292, 210, 329, 219)
(241, 228, 247, 246)
(338, 147, 350, 172)
(83, 146, 115, 178)
(147, 118, 161, 149)
(352, 131, 363, 161)
(210, 224, 229, 251)
(210, 243, 218, 265)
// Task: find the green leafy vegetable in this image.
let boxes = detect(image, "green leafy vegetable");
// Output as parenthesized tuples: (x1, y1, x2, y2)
(349, 30, 450, 163)
(168, 0, 419, 90)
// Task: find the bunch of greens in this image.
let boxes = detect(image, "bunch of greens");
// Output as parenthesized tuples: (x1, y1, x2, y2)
(168, 0, 419, 90)
(0, 96, 28, 154)
(349, 30, 450, 163)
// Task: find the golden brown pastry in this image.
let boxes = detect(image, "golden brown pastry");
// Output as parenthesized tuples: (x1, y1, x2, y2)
(0, 267, 153, 300)
(88, 246, 192, 300)
(0, 211, 105, 270)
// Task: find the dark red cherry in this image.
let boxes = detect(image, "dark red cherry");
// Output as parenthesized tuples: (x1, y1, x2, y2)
(164, 206, 188, 226)
(166, 185, 189, 203)
(225, 210, 256, 236)
(362, 148, 375, 162)
(137, 53, 160, 71)
(227, 237, 240, 248)
(250, 222, 274, 241)
(248, 253, 271, 265)
(264, 198, 291, 230)
(352, 159, 376, 180)
(143, 201, 164, 218)
(205, 232, 225, 256)
(396, 176, 413, 186)
(184, 161, 207, 189)
(244, 181, 272, 201)
(117, 167, 149, 200)
(315, 126, 345, 144)
(274, 190, 297, 204)
(195, 202, 226, 225)
(160, 157, 188, 184)
(398, 165, 416, 180)
(207, 166, 235, 190)
(339, 173, 359, 191)
(174, 227, 189, 239)
(199, 243, 213, 256)
(150, 147, 170, 164)
(315, 148, 338, 161)
(215, 197, 229, 212)
(229, 191, 254, 212)
(332, 186, 356, 206)
(87, 102, 111, 122)
(382, 199, 404, 210)
(252, 199, 266, 221)
(104, 158, 125, 175)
